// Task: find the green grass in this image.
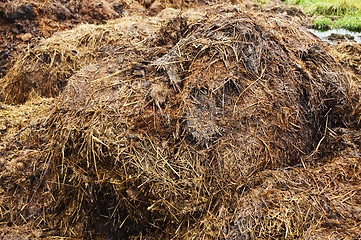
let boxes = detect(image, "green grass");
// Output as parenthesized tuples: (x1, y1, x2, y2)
(285, 0, 361, 31)
(255, 0, 270, 4)
(313, 17, 333, 30)
(335, 15, 361, 31)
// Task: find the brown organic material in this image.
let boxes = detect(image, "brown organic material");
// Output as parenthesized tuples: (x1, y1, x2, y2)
(331, 43, 361, 81)
(0, 3, 361, 239)
(149, 0, 165, 16)
(0, 0, 133, 79)
(33, 6, 360, 238)
(0, 15, 166, 104)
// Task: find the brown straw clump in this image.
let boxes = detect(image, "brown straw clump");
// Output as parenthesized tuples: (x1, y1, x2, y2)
(223, 147, 361, 239)
(330, 42, 361, 81)
(28, 6, 361, 239)
(0, 15, 164, 105)
(0, 97, 54, 238)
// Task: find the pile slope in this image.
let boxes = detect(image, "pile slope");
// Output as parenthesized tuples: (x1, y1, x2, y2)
(331, 42, 361, 81)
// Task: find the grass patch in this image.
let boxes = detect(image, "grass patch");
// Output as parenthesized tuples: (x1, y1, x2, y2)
(313, 17, 332, 30)
(311, 1, 360, 16)
(335, 15, 361, 31)
(285, 0, 361, 31)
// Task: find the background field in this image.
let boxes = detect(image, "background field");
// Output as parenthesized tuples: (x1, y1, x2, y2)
(286, 0, 361, 30)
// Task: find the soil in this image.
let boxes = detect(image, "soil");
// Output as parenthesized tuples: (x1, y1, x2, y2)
(328, 33, 356, 42)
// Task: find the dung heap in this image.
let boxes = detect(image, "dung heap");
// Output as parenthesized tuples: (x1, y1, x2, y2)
(1, 4, 361, 239)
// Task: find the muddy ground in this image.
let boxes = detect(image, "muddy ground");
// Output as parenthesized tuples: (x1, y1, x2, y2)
(0, 0, 360, 239)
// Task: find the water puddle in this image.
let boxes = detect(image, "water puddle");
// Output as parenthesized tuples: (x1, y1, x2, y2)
(309, 28, 361, 44)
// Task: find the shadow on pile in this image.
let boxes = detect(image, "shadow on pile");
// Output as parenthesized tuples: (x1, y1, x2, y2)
(1, 4, 361, 239)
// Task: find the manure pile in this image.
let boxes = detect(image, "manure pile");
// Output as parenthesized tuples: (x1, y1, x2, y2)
(1, 4, 361, 239)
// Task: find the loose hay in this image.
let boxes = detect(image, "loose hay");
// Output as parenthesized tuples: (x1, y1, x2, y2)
(1, 4, 361, 239)
(330, 42, 361, 82)
(0, 98, 54, 238)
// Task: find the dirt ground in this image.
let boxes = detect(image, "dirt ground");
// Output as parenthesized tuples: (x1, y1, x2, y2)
(0, 0, 360, 239)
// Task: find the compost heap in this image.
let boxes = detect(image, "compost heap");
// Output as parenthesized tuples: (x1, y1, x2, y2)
(1, 4, 361, 239)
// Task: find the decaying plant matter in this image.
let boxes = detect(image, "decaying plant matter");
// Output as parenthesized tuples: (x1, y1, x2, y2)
(0, 15, 165, 104)
(331, 42, 361, 81)
(1, 4, 361, 239)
